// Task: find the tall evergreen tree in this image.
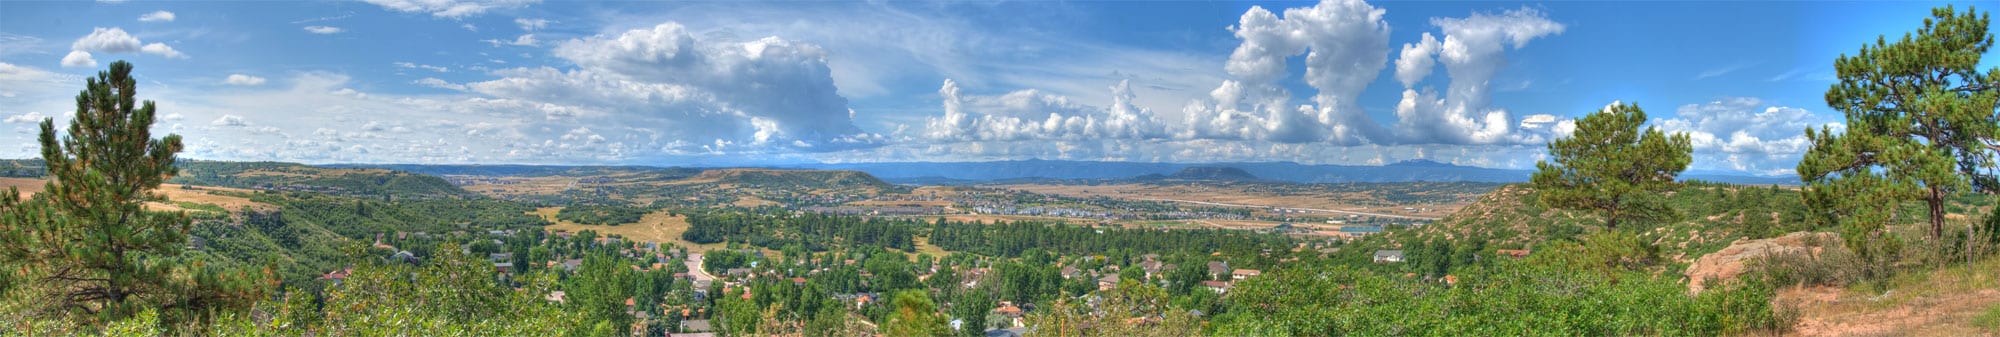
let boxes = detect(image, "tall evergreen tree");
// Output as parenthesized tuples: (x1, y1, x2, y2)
(1531, 103, 1694, 229)
(0, 61, 264, 326)
(1799, 5, 2000, 239)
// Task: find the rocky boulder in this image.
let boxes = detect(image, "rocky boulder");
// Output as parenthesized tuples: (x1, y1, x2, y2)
(1685, 232, 1842, 293)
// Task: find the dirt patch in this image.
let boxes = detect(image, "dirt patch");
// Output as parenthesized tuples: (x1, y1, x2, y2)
(1787, 287, 2000, 336)
(1783, 255, 2000, 336)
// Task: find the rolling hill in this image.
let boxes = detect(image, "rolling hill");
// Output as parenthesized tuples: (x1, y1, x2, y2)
(679, 168, 897, 192)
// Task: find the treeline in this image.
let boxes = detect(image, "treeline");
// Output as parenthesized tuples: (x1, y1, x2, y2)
(682, 210, 917, 251)
(248, 192, 548, 238)
(927, 220, 1294, 258)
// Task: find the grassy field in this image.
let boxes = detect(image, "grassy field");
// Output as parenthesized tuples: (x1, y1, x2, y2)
(7, 177, 270, 215)
(536, 207, 728, 252)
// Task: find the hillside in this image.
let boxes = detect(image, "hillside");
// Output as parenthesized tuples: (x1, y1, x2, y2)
(170, 161, 473, 199)
(678, 168, 897, 192)
(1166, 166, 1259, 181)
(1407, 183, 1816, 263)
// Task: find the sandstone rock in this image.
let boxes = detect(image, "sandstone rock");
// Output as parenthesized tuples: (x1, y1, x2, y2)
(1684, 232, 1841, 293)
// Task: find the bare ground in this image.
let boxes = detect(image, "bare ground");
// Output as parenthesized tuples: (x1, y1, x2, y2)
(1783, 257, 2000, 337)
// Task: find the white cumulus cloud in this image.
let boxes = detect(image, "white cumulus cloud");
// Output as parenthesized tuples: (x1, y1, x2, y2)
(62, 51, 96, 68)
(1392, 7, 1564, 145)
(393, 62, 448, 72)
(363, 0, 538, 18)
(3, 111, 44, 124)
(211, 114, 247, 127)
(304, 26, 344, 34)
(923, 79, 1167, 142)
(224, 74, 266, 86)
(1179, 0, 1394, 145)
(515, 18, 551, 31)
(62, 27, 184, 66)
(1652, 97, 1840, 176)
(413, 77, 465, 90)
(140, 43, 184, 58)
(138, 10, 175, 22)
(459, 21, 879, 153)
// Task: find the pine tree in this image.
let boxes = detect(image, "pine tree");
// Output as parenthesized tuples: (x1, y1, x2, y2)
(1531, 103, 1693, 229)
(0, 61, 162, 318)
(1799, 5, 2000, 239)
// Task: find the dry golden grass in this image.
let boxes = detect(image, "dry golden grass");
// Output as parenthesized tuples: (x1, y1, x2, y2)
(910, 236, 950, 258)
(732, 196, 778, 208)
(158, 184, 271, 212)
(1, 177, 44, 198)
(6, 178, 270, 213)
(536, 207, 732, 252)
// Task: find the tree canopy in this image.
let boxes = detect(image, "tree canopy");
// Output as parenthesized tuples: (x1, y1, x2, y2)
(0, 60, 266, 328)
(1531, 103, 1693, 229)
(1800, 5, 2000, 240)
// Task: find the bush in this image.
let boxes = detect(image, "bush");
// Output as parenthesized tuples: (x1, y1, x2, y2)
(1744, 235, 1863, 288)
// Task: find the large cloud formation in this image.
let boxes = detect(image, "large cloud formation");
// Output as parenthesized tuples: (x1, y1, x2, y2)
(1652, 98, 1839, 175)
(467, 22, 880, 154)
(924, 79, 1167, 142)
(46, 22, 884, 165)
(1392, 8, 1565, 145)
(911, 0, 1573, 165)
(1178, 0, 1394, 145)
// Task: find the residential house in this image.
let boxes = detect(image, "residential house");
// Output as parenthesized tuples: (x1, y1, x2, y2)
(1206, 261, 1230, 279)
(1231, 269, 1261, 280)
(1097, 274, 1120, 291)
(681, 319, 713, 333)
(1202, 280, 1232, 294)
(994, 301, 1024, 318)
(1138, 260, 1165, 278)
(1373, 250, 1405, 263)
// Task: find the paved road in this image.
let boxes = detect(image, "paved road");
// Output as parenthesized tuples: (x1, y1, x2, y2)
(685, 253, 717, 287)
(1133, 197, 1439, 221)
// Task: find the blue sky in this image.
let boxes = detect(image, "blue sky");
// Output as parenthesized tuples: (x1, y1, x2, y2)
(0, 0, 1989, 176)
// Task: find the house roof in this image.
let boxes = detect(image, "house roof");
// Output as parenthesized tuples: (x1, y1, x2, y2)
(682, 319, 713, 332)
(1374, 250, 1404, 258)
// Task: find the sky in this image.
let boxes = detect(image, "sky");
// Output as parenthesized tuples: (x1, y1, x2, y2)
(0, 0, 1989, 176)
